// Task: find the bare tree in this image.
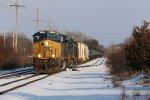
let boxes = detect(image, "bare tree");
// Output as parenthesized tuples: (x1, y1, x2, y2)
(0, 32, 32, 70)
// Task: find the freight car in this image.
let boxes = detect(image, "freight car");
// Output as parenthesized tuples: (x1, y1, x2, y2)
(89, 47, 104, 60)
(32, 30, 78, 74)
(77, 42, 103, 63)
(77, 42, 89, 63)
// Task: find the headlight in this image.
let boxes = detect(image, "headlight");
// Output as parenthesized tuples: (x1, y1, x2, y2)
(45, 41, 48, 46)
(38, 54, 41, 58)
(52, 54, 55, 58)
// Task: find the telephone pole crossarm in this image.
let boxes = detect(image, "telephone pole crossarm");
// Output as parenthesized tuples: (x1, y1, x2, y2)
(10, 4, 25, 8)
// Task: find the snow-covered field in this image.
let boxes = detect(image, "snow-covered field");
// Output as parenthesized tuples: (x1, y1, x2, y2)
(0, 58, 150, 100)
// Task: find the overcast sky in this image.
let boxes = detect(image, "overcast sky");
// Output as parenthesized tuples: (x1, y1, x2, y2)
(0, 0, 150, 46)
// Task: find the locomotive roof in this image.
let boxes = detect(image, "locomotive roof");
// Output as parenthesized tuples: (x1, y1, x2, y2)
(33, 30, 60, 36)
(33, 30, 77, 44)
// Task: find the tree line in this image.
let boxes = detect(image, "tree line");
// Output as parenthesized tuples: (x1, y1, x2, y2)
(64, 31, 104, 51)
(105, 21, 150, 78)
(0, 32, 32, 70)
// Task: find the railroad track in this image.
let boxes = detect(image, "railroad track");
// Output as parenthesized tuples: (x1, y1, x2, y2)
(93, 58, 105, 66)
(0, 58, 105, 95)
(0, 67, 64, 95)
(0, 68, 37, 95)
(0, 74, 35, 87)
(0, 67, 33, 75)
(92, 58, 103, 65)
(77, 57, 105, 68)
(0, 74, 50, 95)
(0, 68, 35, 79)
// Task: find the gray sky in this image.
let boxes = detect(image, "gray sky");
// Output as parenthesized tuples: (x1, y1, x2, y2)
(0, 0, 150, 46)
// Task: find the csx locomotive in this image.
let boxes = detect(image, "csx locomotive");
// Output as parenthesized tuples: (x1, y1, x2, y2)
(32, 30, 78, 73)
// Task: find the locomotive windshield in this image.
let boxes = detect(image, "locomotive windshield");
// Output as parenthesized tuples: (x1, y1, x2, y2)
(47, 34, 61, 41)
(33, 31, 61, 43)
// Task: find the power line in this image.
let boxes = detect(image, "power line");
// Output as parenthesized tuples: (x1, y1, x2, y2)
(5, 0, 13, 3)
(46, 17, 53, 30)
(24, 7, 35, 17)
(20, 13, 32, 21)
(32, 8, 43, 32)
(21, 0, 35, 17)
(0, 3, 10, 8)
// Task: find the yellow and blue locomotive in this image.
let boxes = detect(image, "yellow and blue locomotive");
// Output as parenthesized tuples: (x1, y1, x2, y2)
(32, 30, 78, 73)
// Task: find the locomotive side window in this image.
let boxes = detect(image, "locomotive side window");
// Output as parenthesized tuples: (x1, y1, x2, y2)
(36, 36, 40, 40)
(33, 32, 47, 43)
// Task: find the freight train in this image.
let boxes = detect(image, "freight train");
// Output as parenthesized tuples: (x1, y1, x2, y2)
(77, 43, 104, 63)
(32, 30, 103, 74)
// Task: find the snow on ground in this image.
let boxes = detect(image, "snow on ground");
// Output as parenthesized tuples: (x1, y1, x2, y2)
(122, 73, 150, 99)
(0, 75, 47, 92)
(76, 58, 101, 67)
(0, 74, 34, 85)
(0, 58, 150, 100)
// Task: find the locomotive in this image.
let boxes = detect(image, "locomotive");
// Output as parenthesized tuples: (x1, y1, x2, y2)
(32, 30, 78, 73)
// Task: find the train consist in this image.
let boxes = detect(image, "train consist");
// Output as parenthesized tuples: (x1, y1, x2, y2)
(32, 30, 103, 73)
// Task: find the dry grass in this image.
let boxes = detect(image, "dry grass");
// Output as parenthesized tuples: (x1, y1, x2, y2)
(112, 80, 122, 87)
(120, 86, 126, 100)
(133, 91, 141, 96)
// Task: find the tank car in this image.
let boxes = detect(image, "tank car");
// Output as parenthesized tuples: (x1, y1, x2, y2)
(32, 30, 78, 74)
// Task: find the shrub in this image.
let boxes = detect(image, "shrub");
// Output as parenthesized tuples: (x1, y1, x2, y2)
(105, 21, 150, 79)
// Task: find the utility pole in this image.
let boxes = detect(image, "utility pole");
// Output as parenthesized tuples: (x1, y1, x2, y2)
(32, 8, 43, 32)
(46, 17, 52, 31)
(10, 0, 24, 53)
(12, 31, 15, 50)
(3, 31, 5, 48)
